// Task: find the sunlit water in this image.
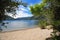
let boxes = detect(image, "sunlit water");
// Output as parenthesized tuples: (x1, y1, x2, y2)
(0, 20, 38, 32)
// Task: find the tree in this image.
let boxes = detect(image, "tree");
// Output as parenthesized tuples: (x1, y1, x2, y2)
(0, 0, 27, 21)
(30, 0, 60, 40)
(30, 1, 53, 28)
(0, 0, 27, 31)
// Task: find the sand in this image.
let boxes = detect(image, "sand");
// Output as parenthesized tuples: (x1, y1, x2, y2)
(0, 27, 53, 40)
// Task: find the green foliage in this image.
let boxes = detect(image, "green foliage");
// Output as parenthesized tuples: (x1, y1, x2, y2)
(53, 21, 60, 26)
(30, 3, 46, 16)
(30, 0, 60, 40)
(38, 20, 47, 29)
(30, 0, 54, 27)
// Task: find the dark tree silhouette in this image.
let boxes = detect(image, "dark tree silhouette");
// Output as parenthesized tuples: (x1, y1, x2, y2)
(0, 0, 27, 21)
(0, 0, 27, 31)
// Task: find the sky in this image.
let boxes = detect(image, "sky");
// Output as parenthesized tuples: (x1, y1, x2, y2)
(8, 0, 42, 18)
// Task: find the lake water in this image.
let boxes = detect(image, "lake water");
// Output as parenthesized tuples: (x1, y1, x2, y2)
(0, 20, 39, 32)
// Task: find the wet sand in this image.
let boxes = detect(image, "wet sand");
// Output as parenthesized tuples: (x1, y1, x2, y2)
(0, 27, 53, 40)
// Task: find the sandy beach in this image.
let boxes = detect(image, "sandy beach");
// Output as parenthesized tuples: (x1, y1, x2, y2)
(0, 27, 53, 40)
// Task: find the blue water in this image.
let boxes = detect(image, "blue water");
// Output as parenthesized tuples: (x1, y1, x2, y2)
(1, 20, 38, 32)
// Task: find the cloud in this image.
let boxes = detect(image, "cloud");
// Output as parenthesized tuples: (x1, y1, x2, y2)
(14, 10, 33, 18)
(14, 5, 33, 18)
(18, 5, 28, 11)
(6, 5, 33, 19)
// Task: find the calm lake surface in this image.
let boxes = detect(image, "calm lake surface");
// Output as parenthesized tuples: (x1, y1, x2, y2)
(1, 20, 39, 32)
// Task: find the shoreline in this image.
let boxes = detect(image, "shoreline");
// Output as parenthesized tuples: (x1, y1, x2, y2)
(0, 26, 38, 33)
(0, 27, 53, 40)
